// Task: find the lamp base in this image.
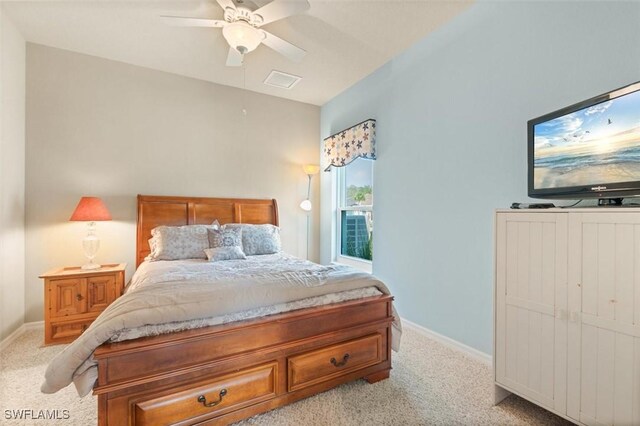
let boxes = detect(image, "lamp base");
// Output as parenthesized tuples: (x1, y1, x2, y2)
(81, 222, 101, 271)
(81, 262, 101, 270)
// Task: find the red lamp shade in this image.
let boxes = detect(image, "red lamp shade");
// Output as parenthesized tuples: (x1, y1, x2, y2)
(69, 197, 112, 221)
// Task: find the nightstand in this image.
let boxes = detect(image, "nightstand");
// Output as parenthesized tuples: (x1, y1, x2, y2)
(40, 263, 126, 345)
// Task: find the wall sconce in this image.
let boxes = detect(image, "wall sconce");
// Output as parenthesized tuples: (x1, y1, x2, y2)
(300, 164, 320, 212)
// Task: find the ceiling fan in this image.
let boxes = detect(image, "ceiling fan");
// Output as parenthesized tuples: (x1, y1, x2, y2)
(162, 0, 310, 66)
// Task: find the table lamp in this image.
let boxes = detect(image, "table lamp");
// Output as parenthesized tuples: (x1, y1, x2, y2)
(69, 197, 112, 270)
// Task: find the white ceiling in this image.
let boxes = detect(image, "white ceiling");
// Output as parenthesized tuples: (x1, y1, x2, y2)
(2, 0, 473, 106)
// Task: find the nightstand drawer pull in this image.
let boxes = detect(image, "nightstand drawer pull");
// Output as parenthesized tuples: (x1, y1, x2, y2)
(76, 294, 83, 301)
(330, 353, 350, 367)
(197, 389, 227, 408)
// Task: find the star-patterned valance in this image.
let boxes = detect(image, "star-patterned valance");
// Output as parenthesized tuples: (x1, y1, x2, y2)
(323, 119, 376, 171)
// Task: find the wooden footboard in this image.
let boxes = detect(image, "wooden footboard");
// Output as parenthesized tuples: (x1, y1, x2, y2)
(93, 295, 393, 425)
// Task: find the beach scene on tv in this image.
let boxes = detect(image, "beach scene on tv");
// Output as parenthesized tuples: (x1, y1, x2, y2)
(534, 88, 640, 190)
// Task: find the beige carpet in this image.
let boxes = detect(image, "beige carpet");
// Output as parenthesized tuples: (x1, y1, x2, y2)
(0, 327, 572, 425)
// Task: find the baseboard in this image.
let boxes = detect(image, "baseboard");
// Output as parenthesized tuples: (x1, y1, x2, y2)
(0, 324, 26, 352)
(401, 317, 492, 366)
(0, 321, 44, 352)
(23, 320, 44, 331)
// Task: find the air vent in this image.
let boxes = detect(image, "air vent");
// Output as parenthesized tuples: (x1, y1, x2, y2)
(263, 70, 302, 90)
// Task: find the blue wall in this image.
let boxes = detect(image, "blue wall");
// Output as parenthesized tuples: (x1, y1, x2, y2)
(320, 1, 640, 355)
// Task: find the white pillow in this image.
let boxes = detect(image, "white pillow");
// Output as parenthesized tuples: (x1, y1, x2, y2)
(147, 220, 220, 261)
(223, 223, 281, 255)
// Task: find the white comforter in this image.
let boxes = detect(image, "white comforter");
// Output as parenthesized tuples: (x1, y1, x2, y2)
(41, 253, 400, 397)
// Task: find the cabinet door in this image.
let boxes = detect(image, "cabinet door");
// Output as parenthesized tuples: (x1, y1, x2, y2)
(87, 275, 116, 313)
(567, 212, 640, 425)
(495, 212, 568, 414)
(49, 278, 87, 317)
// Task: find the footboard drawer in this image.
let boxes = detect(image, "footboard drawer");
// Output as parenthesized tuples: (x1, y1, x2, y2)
(287, 334, 383, 392)
(134, 362, 277, 425)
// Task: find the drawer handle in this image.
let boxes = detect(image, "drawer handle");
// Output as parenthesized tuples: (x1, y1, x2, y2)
(197, 389, 227, 408)
(76, 294, 84, 301)
(330, 353, 350, 367)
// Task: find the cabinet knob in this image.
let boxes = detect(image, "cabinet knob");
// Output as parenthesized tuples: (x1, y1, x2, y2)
(76, 294, 83, 301)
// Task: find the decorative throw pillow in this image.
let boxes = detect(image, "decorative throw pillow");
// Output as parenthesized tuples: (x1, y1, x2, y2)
(147, 220, 220, 261)
(205, 227, 247, 261)
(223, 224, 281, 255)
(146, 237, 158, 261)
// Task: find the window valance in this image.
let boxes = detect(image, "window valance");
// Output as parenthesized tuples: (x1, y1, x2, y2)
(323, 119, 376, 171)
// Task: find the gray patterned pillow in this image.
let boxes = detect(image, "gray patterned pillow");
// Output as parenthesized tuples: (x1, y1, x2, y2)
(147, 221, 220, 261)
(224, 224, 281, 255)
(206, 227, 247, 261)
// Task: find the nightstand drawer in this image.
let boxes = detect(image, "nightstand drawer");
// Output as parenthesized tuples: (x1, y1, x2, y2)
(49, 318, 94, 343)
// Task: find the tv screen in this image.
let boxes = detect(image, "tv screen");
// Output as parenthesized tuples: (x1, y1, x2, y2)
(528, 81, 640, 199)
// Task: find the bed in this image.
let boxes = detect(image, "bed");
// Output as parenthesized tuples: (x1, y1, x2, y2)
(43, 195, 396, 425)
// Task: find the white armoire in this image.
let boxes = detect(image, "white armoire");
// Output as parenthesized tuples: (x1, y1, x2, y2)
(494, 209, 640, 426)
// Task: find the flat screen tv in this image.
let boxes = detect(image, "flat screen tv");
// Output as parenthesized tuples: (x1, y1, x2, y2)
(528, 81, 640, 200)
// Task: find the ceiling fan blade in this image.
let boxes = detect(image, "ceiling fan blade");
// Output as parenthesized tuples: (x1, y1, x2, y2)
(253, 0, 310, 26)
(160, 16, 226, 28)
(261, 30, 306, 62)
(216, 0, 237, 12)
(226, 47, 244, 66)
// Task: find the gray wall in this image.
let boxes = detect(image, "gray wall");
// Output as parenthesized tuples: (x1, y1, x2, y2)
(26, 44, 320, 322)
(0, 8, 26, 340)
(320, 1, 640, 355)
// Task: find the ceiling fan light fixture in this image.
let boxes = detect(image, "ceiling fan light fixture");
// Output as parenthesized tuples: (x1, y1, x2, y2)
(222, 22, 264, 54)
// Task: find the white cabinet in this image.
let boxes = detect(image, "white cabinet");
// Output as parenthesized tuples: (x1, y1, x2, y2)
(495, 209, 640, 426)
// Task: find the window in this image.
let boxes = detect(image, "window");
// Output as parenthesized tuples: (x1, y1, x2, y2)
(336, 158, 373, 265)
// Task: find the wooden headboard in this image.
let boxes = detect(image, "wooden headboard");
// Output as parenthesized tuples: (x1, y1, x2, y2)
(136, 195, 279, 267)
